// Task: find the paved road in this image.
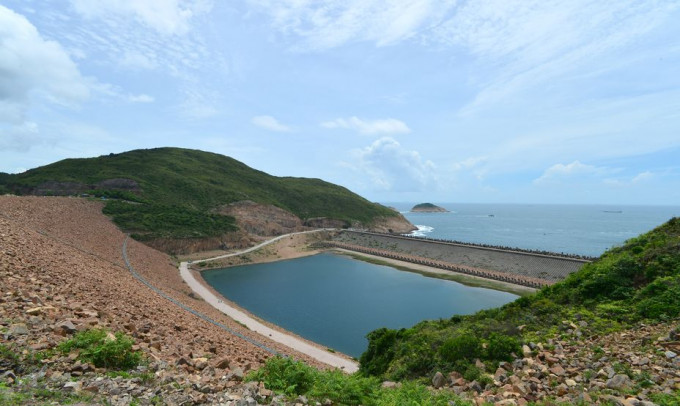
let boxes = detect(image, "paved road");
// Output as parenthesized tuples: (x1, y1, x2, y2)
(178, 229, 359, 373)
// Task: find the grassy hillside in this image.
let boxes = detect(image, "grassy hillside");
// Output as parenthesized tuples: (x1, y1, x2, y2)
(360, 217, 680, 380)
(0, 148, 397, 239)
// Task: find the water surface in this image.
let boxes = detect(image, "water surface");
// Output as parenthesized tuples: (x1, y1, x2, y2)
(392, 203, 680, 257)
(203, 253, 517, 357)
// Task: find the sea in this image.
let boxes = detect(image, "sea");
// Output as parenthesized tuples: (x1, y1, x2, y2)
(389, 203, 680, 258)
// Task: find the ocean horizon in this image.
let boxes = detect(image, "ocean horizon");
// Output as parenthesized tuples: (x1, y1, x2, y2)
(385, 203, 680, 257)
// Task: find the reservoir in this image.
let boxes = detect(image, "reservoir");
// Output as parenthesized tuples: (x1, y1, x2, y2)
(202, 253, 517, 358)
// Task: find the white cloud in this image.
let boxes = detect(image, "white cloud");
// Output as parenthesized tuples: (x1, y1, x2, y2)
(321, 116, 410, 135)
(128, 94, 155, 103)
(350, 137, 437, 192)
(178, 88, 219, 119)
(249, 0, 456, 50)
(632, 171, 653, 183)
(251, 115, 292, 132)
(70, 0, 212, 36)
(0, 6, 89, 123)
(534, 160, 618, 184)
(434, 0, 679, 113)
(604, 171, 655, 187)
(0, 121, 41, 152)
(119, 50, 158, 70)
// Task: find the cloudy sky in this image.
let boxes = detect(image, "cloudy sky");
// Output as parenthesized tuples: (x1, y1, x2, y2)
(1, 1, 679, 205)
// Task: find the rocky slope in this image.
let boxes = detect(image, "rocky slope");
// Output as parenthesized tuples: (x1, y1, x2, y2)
(425, 322, 679, 405)
(0, 196, 326, 404)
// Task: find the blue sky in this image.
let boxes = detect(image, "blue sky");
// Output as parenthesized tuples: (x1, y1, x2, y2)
(1, 0, 679, 205)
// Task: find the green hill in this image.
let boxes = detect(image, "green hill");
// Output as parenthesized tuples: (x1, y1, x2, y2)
(360, 217, 680, 380)
(0, 147, 398, 240)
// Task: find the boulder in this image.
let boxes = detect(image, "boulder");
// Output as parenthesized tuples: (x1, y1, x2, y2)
(54, 320, 77, 335)
(9, 323, 29, 335)
(432, 371, 446, 389)
(606, 374, 632, 390)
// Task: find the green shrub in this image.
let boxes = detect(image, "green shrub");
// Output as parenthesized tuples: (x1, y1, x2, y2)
(462, 365, 481, 382)
(485, 333, 521, 362)
(359, 328, 398, 376)
(308, 370, 378, 405)
(0, 344, 20, 371)
(634, 276, 680, 320)
(439, 333, 483, 363)
(245, 356, 316, 396)
(58, 329, 141, 370)
(374, 381, 465, 406)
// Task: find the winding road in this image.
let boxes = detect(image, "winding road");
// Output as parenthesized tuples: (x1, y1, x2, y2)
(178, 229, 360, 373)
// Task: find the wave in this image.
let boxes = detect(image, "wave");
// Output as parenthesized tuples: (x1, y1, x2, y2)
(408, 225, 434, 237)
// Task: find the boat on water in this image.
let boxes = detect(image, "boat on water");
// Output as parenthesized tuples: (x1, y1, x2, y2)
(603, 210, 623, 213)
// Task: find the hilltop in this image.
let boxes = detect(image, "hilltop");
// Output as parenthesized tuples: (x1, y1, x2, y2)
(0, 147, 414, 253)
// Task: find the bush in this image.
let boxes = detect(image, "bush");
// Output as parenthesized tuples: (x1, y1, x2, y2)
(462, 365, 482, 382)
(308, 370, 378, 405)
(359, 328, 398, 376)
(58, 329, 141, 370)
(485, 333, 521, 362)
(439, 333, 483, 363)
(634, 276, 680, 320)
(374, 381, 464, 406)
(245, 356, 316, 396)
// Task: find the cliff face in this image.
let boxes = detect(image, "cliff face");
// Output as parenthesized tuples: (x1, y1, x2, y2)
(368, 213, 417, 234)
(216, 200, 305, 237)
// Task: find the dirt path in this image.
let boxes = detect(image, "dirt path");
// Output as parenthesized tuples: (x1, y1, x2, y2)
(179, 230, 360, 373)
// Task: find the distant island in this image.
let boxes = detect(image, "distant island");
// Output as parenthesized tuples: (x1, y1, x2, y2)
(410, 203, 448, 213)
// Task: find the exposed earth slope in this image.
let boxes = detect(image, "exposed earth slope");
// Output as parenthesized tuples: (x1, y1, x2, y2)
(0, 196, 322, 366)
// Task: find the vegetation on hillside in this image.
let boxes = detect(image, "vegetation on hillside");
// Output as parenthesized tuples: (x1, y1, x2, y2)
(359, 218, 680, 380)
(412, 203, 439, 209)
(0, 148, 398, 239)
(246, 356, 467, 406)
(57, 328, 141, 370)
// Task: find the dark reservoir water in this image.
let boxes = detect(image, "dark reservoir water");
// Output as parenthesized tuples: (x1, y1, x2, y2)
(202, 253, 517, 358)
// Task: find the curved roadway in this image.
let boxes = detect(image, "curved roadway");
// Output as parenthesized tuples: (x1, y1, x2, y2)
(178, 229, 359, 373)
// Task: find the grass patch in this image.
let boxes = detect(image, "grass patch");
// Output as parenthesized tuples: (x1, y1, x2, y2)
(0, 382, 95, 406)
(58, 328, 141, 370)
(246, 356, 469, 406)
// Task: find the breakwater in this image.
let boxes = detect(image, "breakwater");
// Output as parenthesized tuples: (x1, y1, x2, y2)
(328, 231, 590, 285)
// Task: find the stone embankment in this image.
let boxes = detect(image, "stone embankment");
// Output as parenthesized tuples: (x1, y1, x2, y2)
(334, 231, 587, 283)
(317, 241, 552, 288)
